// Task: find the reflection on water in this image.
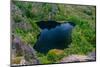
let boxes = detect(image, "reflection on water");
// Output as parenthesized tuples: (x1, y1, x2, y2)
(34, 21, 75, 53)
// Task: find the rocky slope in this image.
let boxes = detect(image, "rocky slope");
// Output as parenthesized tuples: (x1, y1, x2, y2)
(11, 34, 40, 66)
(60, 51, 96, 63)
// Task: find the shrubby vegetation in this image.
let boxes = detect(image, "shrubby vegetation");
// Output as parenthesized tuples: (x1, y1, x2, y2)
(47, 49, 64, 62)
(12, 1, 96, 64)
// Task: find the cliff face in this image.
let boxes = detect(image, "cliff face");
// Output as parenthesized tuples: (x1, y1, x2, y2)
(11, 2, 41, 65)
(11, 34, 39, 65)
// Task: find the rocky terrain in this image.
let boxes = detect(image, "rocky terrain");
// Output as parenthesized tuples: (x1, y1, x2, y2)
(11, 34, 40, 66)
(60, 51, 96, 63)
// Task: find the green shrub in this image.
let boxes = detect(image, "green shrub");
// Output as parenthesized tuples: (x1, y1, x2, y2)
(54, 14, 67, 20)
(83, 9, 92, 16)
(64, 26, 94, 55)
(38, 56, 51, 64)
(13, 15, 22, 23)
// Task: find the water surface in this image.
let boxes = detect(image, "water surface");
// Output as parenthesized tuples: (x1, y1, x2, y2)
(34, 21, 75, 53)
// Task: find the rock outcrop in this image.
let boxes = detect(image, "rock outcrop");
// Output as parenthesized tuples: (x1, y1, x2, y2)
(60, 51, 96, 63)
(11, 34, 40, 66)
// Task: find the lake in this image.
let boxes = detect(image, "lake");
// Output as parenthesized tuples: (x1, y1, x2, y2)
(34, 21, 75, 53)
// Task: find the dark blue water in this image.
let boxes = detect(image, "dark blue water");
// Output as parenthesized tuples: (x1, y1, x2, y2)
(34, 21, 75, 53)
(36, 20, 61, 29)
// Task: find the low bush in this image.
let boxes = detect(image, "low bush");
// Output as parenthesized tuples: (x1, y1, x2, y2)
(38, 56, 51, 64)
(47, 49, 64, 62)
(11, 56, 23, 64)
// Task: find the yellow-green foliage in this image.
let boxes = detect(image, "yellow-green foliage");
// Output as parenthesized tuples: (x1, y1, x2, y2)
(38, 56, 51, 64)
(47, 49, 64, 62)
(11, 57, 23, 64)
